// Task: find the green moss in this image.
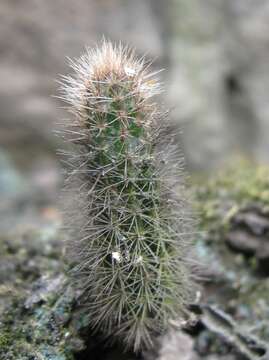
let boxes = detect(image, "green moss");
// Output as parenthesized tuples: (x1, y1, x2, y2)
(193, 159, 269, 231)
(0, 332, 12, 348)
(192, 159, 269, 344)
(0, 280, 84, 359)
(0, 228, 88, 360)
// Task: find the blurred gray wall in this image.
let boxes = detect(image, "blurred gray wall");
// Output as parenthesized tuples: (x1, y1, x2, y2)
(0, 0, 268, 170)
(169, 0, 269, 169)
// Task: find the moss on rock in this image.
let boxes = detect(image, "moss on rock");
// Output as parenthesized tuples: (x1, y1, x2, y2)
(192, 159, 269, 353)
(1, 159, 269, 359)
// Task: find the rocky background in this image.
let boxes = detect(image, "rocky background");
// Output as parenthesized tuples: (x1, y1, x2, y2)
(0, 1, 269, 359)
(1, 0, 269, 170)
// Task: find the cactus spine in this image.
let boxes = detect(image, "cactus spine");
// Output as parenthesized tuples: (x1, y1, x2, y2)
(59, 41, 195, 352)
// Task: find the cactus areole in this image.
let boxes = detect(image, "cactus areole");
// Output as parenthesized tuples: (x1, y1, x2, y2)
(59, 41, 195, 351)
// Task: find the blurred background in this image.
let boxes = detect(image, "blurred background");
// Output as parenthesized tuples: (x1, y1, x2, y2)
(0, 0, 269, 222)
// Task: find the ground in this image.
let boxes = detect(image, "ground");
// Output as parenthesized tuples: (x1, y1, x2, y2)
(0, 154, 268, 360)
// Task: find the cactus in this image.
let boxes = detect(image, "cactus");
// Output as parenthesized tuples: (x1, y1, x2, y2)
(59, 41, 195, 352)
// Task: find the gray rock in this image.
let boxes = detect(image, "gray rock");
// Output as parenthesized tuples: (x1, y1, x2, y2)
(156, 331, 197, 360)
(168, 0, 269, 169)
(225, 206, 269, 274)
(2, 0, 269, 170)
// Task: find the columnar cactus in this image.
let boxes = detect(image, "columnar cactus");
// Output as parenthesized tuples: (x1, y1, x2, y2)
(59, 41, 195, 352)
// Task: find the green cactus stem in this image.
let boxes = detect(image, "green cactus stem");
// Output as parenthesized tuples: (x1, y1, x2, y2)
(59, 40, 196, 352)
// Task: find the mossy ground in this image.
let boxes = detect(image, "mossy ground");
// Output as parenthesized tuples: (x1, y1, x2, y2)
(192, 159, 269, 355)
(1, 159, 268, 359)
(194, 159, 269, 228)
(0, 228, 83, 360)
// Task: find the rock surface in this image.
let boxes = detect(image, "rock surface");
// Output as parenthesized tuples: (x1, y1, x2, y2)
(168, 0, 269, 169)
(225, 205, 269, 274)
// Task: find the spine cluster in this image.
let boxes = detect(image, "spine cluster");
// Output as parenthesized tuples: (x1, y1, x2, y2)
(59, 41, 195, 351)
